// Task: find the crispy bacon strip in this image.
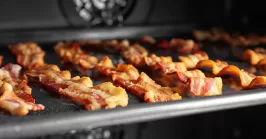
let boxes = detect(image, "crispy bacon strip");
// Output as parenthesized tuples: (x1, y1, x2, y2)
(178, 50, 209, 69)
(0, 82, 44, 116)
(9, 42, 45, 69)
(0, 64, 44, 115)
(173, 69, 222, 97)
(195, 59, 266, 89)
(54, 42, 98, 72)
(193, 28, 265, 46)
(196, 60, 229, 75)
(242, 48, 266, 70)
(157, 61, 187, 74)
(188, 77, 223, 97)
(144, 54, 173, 70)
(59, 82, 128, 110)
(78, 39, 130, 51)
(175, 70, 206, 83)
(140, 36, 198, 54)
(121, 44, 148, 67)
(95, 56, 182, 102)
(26, 64, 128, 110)
(122, 45, 187, 73)
(1, 64, 35, 103)
(0, 56, 2, 66)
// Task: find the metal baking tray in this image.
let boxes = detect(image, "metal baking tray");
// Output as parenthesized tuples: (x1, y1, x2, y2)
(1, 26, 266, 138)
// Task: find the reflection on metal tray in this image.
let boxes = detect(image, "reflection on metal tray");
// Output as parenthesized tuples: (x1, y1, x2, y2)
(1, 42, 266, 138)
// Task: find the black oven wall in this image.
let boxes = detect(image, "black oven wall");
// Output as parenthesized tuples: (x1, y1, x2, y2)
(0, 0, 230, 31)
(0, 0, 69, 30)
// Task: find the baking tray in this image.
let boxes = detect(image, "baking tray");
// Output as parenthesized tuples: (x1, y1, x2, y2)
(1, 27, 266, 138)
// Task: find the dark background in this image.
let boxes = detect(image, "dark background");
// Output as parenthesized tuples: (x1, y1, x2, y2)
(0, 0, 264, 31)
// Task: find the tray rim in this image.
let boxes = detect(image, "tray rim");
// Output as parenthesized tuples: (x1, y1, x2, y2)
(1, 88, 266, 138)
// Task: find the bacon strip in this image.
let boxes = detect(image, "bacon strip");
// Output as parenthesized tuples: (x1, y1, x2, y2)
(0, 55, 2, 66)
(0, 64, 44, 115)
(140, 36, 198, 54)
(95, 56, 182, 102)
(78, 40, 130, 51)
(121, 44, 148, 67)
(178, 50, 209, 69)
(121, 45, 222, 97)
(195, 59, 266, 89)
(26, 64, 128, 110)
(0, 82, 44, 116)
(54, 42, 98, 72)
(242, 48, 266, 69)
(9, 42, 45, 69)
(193, 28, 265, 46)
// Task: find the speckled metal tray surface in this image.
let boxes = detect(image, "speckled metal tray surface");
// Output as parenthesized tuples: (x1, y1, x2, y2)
(1, 41, 266, 139)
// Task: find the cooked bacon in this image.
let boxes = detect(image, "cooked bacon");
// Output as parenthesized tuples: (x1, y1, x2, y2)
(0, 64, 44, 116)
(140, 36, 198, 54)
(54, 42, 98, 72)
(0, 82, 44, 116)
(217, 65, 256, 87)
(121, 44, 148, 67)
(175, 70, 206, 83)
(9, 42, 45, 69)
(0, 64, 35, 103)
(178, 50, 209, 69)
(0, 56, 2, 66)
(122, 46, 187, 73)
(157, 61, 187, 74)
(195, 59, 266, 89)
(241, 48, 266, 70)
(95, 57, 182, 102)
(140, 36, 156, 45)
(78, 39, 130, 51)
(167, 39, 198, 54)
(94, 56, 115, 76)
(246, 76, 266, 89)
(196, 60, 229, 75)
(59, 82, 128, 110)
(144, 54, 173, 70)
(188, 77, 223, 97)
(193, 28, 266, 46)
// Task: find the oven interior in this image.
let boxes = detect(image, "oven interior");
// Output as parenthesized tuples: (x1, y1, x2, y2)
(0, 0, 266, 139)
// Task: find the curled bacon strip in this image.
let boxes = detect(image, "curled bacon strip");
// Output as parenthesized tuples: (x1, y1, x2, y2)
(122, 45, 187, 73)
(178, 50, 209, 69)
(26, 63, 128, 110)
(95, 56, 182, 102)
(9, 42, 45, 69)
(0, 64, 44, 115)
(193, 28, 265, 46)
(195, 59, 266, 89)
(242, 48, 266, 69)
(55, 42, 98, 72)
(140, 36, 198, 54)
(1, 64, 35, 103)
(121, 44, 148, 67)
(0, 82, 44, 116)
(78, 39, 130, 51)
(0, 55, 2, 66)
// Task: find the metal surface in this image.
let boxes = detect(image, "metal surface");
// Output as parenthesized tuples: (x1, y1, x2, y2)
(0, 40, 266, 138)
